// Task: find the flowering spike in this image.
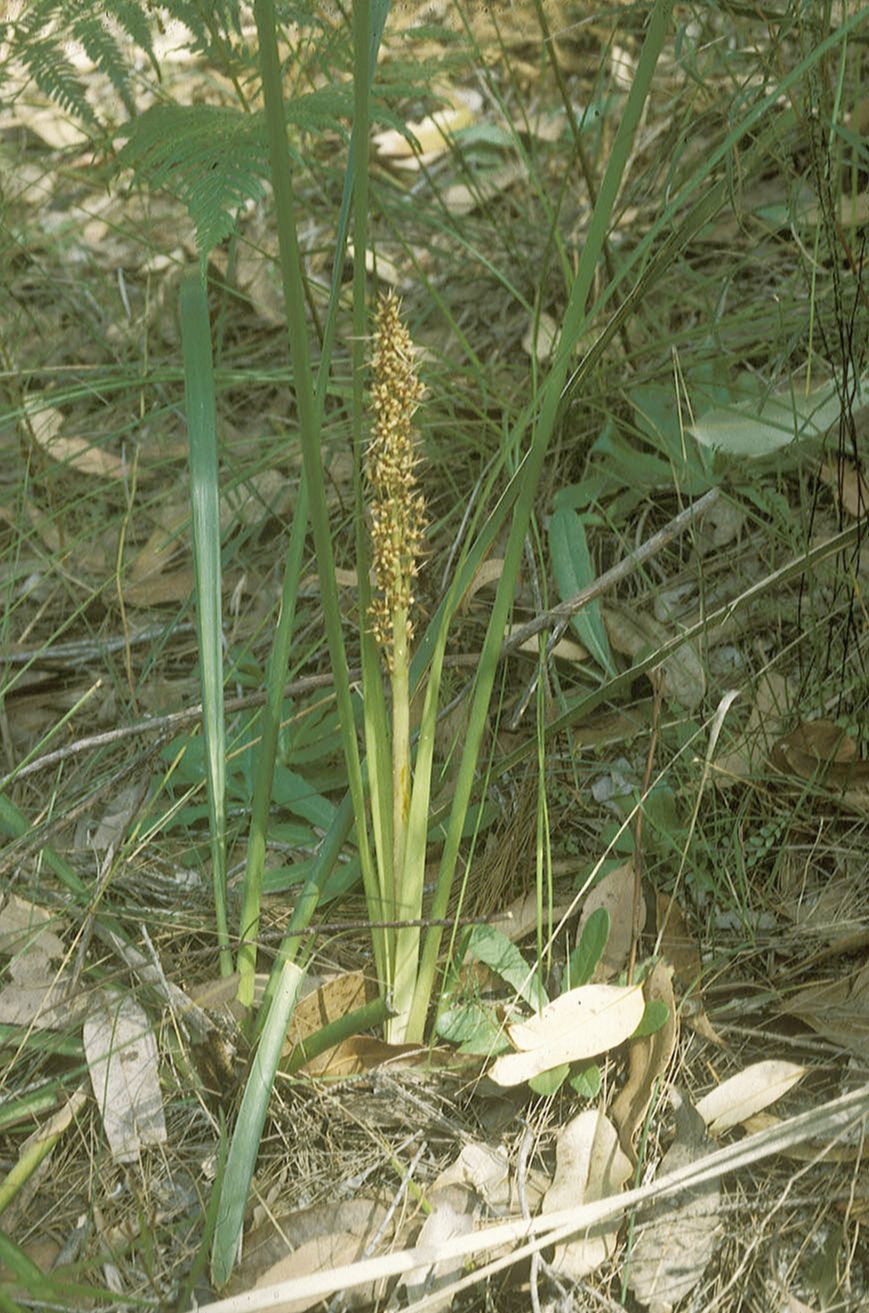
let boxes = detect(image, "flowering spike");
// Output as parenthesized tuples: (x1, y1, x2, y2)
(366, 291, 427, 658)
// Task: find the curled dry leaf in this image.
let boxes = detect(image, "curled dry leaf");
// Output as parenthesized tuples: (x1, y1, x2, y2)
(695, 1060, 808, 1137)
(372, 88, 481, 163)
(541, 1109, 633, 1279)
(578, 859, 640, 979)
(627, 1093, 722, 1313)
(783, 960, 869, 1063)
(712, 670, 791, 785)
(770, 718, 869, 791)
(228, 1197, 395, 1313)
(488, 984, 644, 1087)
(461, 557, 504, 609)
(25, 401, 126, 479)
(396, 1185, 476, 1311)
(611, 962, 677, 1163)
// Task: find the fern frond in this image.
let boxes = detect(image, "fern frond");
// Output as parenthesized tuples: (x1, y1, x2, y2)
(117, 104, 271, 253)
(19, 33, 98, 129)
(72, 14, 137, 117)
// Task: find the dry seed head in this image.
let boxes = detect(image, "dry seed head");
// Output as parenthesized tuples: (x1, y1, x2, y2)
(366, 291, 426, 655)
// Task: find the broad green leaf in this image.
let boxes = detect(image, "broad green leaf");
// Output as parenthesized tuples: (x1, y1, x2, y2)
(549, 506, 614, 674)
(435, 1002, 509, 1055)
(271, 766, 336, 831)
(568, 907, 610, 988)
(569, 1063, 602, 1099)
(529, 1063, 570, 1096)
(464, 925, 547, 1011)
(632, 999, 670, 1038)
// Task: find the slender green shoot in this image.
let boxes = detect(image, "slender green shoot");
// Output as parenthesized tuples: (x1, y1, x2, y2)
(180, 271, 231, 976)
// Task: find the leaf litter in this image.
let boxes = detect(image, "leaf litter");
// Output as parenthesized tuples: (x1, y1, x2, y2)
(3, 4, 869, 1311)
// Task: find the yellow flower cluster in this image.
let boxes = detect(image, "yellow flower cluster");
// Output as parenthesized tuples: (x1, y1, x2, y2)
(366, 291, 426, 655)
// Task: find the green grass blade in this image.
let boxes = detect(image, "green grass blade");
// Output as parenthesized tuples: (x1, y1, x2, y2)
(253, 0, 378, 950)
(236, 474, 309, 1009)
(236, 3, 390, 1012)
(406, 0, 676, 1042)
(210, 960, 305, 1288)
(180, 272, 231, 976)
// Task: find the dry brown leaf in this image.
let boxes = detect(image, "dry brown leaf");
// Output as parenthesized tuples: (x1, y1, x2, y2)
(741, 1111, 864, 1163)
(611, 962, 677, 1163)
(83, 991, 167, 1162)
(396, 1185, 476, 1311)
(819, 460, 868, 518)
(285, 970, 373, 1050)
(123, 566, 196, 606)
(127, 501, 189, 583)
(783, 961, 869, 1062)
(245, 1226, 385, 1312)
(687, 1009, 727, 1047)
(578, 859, 640, 979)
(489, 984, 644, 1086)
(604, 603, 705, 709)
(26, 402, 126, 479)
(296, 1036, 445, 1078)
(485, 891, 574, 944)
(627, 1094, 722, 1313)
(232, 1196, 392, 1297)
(541, 1109, 633, 1279)
(0, 895, 64, 959)
(695, 1060, 808, 1136)
(770, 719, 869, 790)
(656, 893, 701, 993)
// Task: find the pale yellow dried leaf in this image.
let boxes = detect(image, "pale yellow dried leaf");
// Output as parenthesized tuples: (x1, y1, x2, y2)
(522, 311, 560, 361)
(0, 895, 64, 958)
(611, 962, 677, 1160)
(27, 403, 126, 479)
(433, 1142, 509, 1209)
(442, 159, 528, 216)
(83, 991, 167, 1162)
(489, 984, 644, 1086)
(695, 1060, 808, 1136)
(372, 91, 481, 161)
(541, 1110, 632, 1279)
